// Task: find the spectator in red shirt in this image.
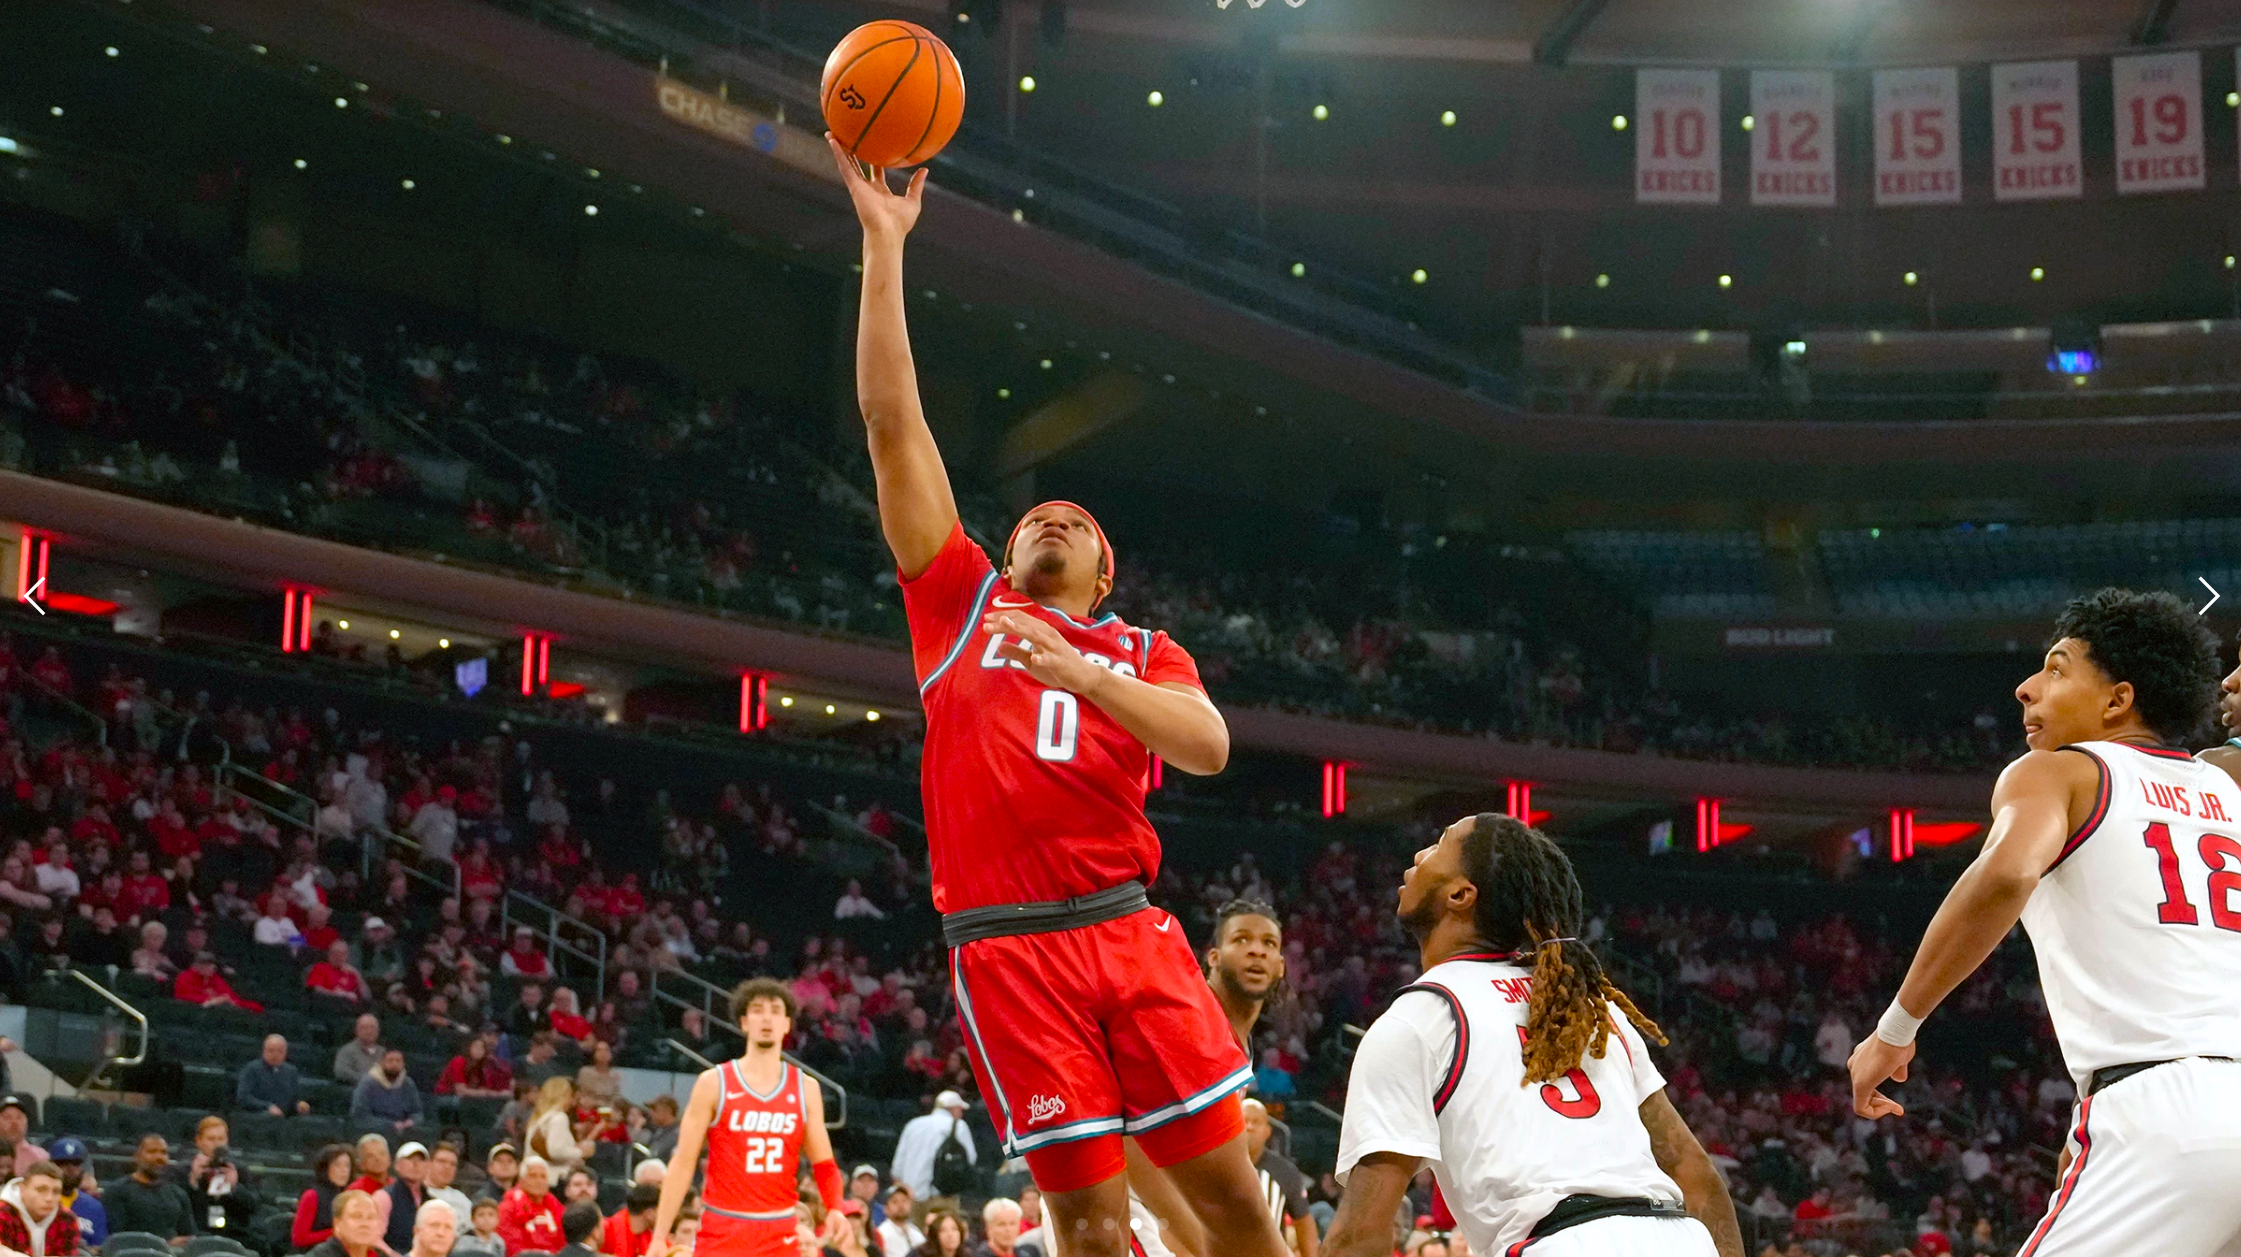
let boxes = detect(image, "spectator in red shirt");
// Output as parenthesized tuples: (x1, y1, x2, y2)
(307, 940, 372, 1007)
(459, 841, 503, 902)
(600, 1184, 658, 1257)
(608, 873, 645, 920)
(175, 951, 264, 1012)
(500, 928, 552, 981)
(69, 804, 119, 850)
(1792, 1186, 1835, 1238)
(434, 1034, 513, 1099)
(304, 902, 342, 953)
(496, 1157, 562, 1255)
(29, 648, 72, 697)
(147, 800, 194, 858)
(118, 850, 170, 920)
(547, 988, 593, 1045)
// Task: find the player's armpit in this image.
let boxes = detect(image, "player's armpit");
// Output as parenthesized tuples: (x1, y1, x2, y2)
(1318, 1153, 1420, 1257)
(1638, 1090, 1744, 1257)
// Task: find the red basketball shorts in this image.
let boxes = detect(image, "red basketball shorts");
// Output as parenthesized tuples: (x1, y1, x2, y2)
(950, 906, 1251, 1188)
(693, 1210, 796, 1257)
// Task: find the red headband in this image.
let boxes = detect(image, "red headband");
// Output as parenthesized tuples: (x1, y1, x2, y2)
(1003, 501, 1114, 590)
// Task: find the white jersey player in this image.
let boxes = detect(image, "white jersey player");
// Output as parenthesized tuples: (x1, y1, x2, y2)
(1323, 815, 1741, 1257)
(1852, 591, 2241, 1257)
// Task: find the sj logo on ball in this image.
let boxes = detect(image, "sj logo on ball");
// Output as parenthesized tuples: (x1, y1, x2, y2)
(838, 85, 866, 110)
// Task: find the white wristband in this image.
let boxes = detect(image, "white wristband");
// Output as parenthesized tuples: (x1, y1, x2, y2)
(1875, 999, 1925, 1047)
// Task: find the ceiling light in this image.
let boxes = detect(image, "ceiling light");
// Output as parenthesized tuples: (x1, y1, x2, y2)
(824, 704, 837, 715)
(389, 629, 401, 639)
(249, 43, 267, 54)
(2030, 266, 2045, 281)
(1312, 104, 1329, 121)
(1410, 269, 1428, 284)
(1903, 271, 1918, 286)
(293, 158, 307, 170)
(334, 97, 348, 108)
(779, 696, 795, 707)
(1440, 110, 1457, 127)
(997, 387, 1011, 399)
(1012, 209, 1024, 223)
(496, 134, 512, 145)
(1290, 262, 1306, 277)
(104, 46, 119, 58)
(1717, 274, 1733, 289)
(49, 107, 63, 117)
(2229, 91, 2240, 108)
(585, 168, 600, 179)
(1611, 115, 1627, 131)
(1148, 91, 1164, 107)
(866, 710, 881, 722)
(2226, 255, 2237, 270)
(439, 638, 451, 648)
(1039, 359, 1053, 369)
(0, 139, 16, 155)
(1019, 76, 1036, 93)
(1594, 273, 1610, 288)
(1740, 115, 1755, 131)
(337, 620, 350, 630)
(584, 205, 598, 216)
(400, 178, 416, 190)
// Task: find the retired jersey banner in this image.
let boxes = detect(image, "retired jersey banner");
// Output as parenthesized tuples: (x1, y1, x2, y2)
(1749, 71, 1836, 207)
(1991, 60, 2083, 200)
(1635, 69, 1721, 205)
(2113, 51, 2205, 194)
(1871, 67, 1961, 206)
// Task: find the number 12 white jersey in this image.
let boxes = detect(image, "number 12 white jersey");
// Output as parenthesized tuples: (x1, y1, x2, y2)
(1335, 953, 1682, 1256)
(2022, 741, 2241, 1092)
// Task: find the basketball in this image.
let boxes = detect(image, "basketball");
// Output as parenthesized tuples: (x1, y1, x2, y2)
(821, 21, 965, 169)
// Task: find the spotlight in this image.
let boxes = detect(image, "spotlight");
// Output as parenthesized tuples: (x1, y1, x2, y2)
(2030, 266, 2045, 281)
(293, 159, 307, 170)
(1148, 91, 1164, 107)
(1594, 273, 1610, 288)
(1903, 271, 1918, 286)
(1440, 110, 1457, 127)
(1410, 269, 1428, 284)
(1718, 274, 1733, 289)
(400, 179, 416, 190)
(1312, 104, 1329, 120)
(1611, 115, 1627, 130)
(337, 620, 351, 630)
(334, 97, 348, 108)
(1039, 359, 1052, 369)
(104, 46, 119, 58)
(997, 387, 1012, 398)
(824, 704, 837, 715)
(439, 638, 451, 648)
(389, 629, 401, 640)
(1740, 115, 1755, 131)
(780, 696, 795, 707)
(867, 710, 881, 722)
(584, 205, 598, 216)
(1290, 262, 1306, 277)
(1019, 76, 1036, 93)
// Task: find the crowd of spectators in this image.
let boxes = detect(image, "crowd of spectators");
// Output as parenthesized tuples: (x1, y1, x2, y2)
(0, 205, 2023, 775)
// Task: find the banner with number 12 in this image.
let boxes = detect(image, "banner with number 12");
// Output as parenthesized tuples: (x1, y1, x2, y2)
(1750, 70, 1836, 207)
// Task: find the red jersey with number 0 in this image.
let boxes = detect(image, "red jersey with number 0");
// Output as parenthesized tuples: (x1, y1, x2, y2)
(902, 523, 1202, 913)
(702, 1059, 809, 1220)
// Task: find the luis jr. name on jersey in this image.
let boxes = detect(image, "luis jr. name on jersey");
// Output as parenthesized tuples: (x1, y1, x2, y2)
(2139, 777, 2232, 822)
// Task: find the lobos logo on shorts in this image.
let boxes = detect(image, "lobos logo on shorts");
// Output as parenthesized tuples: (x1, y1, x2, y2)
(1026, 1094, 1067, 1125)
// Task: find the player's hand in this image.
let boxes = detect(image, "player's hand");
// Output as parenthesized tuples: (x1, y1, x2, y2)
(645, 1234, 667, 1257)
(828, 133, 926, 242)
(984, 610, 1106, 696)
(1847, 1034, 1914, 1119)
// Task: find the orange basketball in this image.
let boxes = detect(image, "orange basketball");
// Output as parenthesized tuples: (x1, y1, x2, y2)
(821, 22, 965, 169)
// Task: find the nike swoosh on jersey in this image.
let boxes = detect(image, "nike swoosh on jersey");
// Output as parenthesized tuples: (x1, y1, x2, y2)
(991, 596, 1037, 609)
(1152, 919, 1171, 932)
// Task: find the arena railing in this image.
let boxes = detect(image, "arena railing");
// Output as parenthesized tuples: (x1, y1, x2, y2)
(660, 1035, 848, 1131)
(216, 761, 464, 904)
(60, 967, 150, 1093)
(17, 670, 108, 751)
(502, 889, 609, 997)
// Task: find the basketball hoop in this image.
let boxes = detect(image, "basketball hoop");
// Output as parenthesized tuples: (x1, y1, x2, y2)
(1215, 0, 1306, 8)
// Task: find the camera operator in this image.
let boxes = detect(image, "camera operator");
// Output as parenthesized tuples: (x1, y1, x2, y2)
(183, 1116, 263, 1241)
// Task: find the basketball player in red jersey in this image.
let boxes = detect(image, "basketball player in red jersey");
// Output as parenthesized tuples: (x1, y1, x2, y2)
(648, 979, 844, 1257)
(829, 134, 1290, 1257)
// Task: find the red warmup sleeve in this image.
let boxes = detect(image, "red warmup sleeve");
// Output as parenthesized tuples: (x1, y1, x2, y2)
(898, 523, 997, 680)
(1139, 630, 1205, 692)
(496, 1193, 531, 1255)
(811, 1159, 844, 1211)
(293, 1190, 331, 1249)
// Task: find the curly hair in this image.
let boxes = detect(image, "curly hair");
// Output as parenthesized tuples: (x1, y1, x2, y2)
(1459, 814, 1664, 1085)
(2050, 588, 2221, 744)
(729, 976, 797, 1024)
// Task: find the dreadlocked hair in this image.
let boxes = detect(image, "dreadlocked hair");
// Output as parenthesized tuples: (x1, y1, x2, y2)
(1459, 813, 1665, 1085)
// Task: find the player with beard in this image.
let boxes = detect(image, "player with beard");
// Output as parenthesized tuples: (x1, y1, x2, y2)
(649, 979, 843, 1257)
(1323, 815, 1739, 1257)
(1126, 899, 1289, 1257)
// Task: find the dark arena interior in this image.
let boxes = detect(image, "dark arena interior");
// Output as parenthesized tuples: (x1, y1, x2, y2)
(4, 1, 2241, 1256)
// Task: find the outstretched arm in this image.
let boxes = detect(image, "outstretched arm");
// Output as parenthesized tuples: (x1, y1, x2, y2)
(1849, 749, 2085, 1118)
(984, 611, 1231, 775)
(1639, 1091, 1743, 1257)
(829, 136, 959, 580)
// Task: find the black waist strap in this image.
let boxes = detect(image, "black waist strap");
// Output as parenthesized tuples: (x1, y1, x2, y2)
(942, 881, 1150, 947)
(1529, 1195, 1688, 1241)
(2087, 1055, 2234, 1096)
